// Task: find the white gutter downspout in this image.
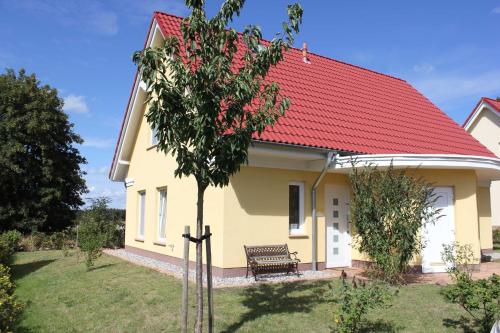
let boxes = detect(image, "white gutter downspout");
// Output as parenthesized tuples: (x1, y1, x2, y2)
(312, 152, 338, 271)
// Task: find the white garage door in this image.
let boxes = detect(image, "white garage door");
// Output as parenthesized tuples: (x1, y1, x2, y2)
(421, 187, 455, 273)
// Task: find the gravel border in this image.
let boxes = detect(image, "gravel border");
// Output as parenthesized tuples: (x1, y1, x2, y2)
(104, 248, 336, 288)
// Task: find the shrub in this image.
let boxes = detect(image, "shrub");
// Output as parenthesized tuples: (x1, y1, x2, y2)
(0, 231, 22, 265)
(102, 219, 125, 249)
(77, 198, 112, 269)
(0, 264, 24, 332)
(494, 229, 500, 245)
(18, 231, 75, 252)
(349, 163, 439, 284)
(78, 219, 107, 270)
(332, 274, 394, 333)
(441, 243, 500, 333)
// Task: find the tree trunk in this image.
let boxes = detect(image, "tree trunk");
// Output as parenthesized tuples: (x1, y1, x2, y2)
(195, 183, 206, 333)
(181, 225, 190, 333)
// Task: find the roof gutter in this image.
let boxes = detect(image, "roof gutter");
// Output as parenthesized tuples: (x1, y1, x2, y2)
(311, 151, 338, 271)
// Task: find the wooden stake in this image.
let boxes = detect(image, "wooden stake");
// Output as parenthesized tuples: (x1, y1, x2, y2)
(181, 226, 190, 333)
(205, 225, 214, 333)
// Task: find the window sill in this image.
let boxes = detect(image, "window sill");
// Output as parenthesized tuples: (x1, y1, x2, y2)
(289, 234, 308, 239)
(153, 241, 166, 247)
(134, 238, 145, 243)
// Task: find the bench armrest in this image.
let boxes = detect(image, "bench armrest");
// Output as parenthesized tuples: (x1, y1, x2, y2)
(289, 251, 300, 262)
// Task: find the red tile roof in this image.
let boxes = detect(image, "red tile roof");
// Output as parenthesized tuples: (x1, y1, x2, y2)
(154, 12, 495, 158)
(463, 97, 500, 129)
(483, 97, 500, 112)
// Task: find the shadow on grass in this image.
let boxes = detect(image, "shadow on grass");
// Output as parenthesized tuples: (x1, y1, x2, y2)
(442, 316, 477, 333)
(88, 263, 117, 272)
(221, 280, 330, 332)
(359, 320, 400, 333)
(11, 259, 56, 280)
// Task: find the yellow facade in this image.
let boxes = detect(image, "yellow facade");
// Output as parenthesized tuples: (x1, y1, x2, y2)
(467, 109, 500, 228)
(124, 105, 488, 270)
(477, 186, 493, 250)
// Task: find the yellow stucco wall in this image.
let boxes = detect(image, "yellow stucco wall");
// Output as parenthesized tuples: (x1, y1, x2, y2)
(124, 102, 225, 267)
(221, 167, 482, 268)
(221, 166, 350, 268)
(477, 186, 493, 249)
(468, 109, 500, 228)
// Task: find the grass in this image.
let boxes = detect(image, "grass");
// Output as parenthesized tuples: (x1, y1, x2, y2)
(11, 250, 481, 332)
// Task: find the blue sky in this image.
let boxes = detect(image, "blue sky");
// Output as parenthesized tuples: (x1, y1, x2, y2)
(1, 0, 499, 208)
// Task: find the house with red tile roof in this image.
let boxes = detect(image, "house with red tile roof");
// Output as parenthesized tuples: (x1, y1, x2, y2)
(109, 12, 500, 276)
(464, 97, 500, 234)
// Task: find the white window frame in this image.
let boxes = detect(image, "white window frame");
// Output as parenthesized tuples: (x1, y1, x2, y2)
(288, 181, 305, 235)
(137, 191, 146, 239)
(157, 188, 167, 243)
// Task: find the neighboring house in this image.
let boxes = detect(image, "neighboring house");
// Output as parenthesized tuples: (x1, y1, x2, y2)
(109, 12, 500, 275)
(464, 97, 500, 236)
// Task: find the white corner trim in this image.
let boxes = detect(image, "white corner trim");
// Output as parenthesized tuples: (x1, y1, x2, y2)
(464, 101, 500, 131)
(334, 154, 500, 172)
(110, 19, 165, 182)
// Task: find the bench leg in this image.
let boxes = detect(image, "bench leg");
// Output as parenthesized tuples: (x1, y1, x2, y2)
(246, 264, 249, 278)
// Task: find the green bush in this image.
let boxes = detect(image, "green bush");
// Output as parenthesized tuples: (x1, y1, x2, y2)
(349, 163, 439, 284)
(78, 220, 106, 270)
(442, 243, 500, 333)
(102, 219, 125, 249)
(493, 229, 500, 245)
(0, 264, 24, 332)
(77, 198, 113, 269)
(0, 231, 21, 265)
(332, 274, 394, 333)
(18, 231, 75, 252)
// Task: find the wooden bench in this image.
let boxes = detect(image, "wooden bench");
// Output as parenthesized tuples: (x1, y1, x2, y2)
(244, 244, 300, 280)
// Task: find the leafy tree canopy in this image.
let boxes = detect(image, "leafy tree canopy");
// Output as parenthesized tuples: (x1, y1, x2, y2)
(0, 69, 87, 233)
(134, 0, 303, 191)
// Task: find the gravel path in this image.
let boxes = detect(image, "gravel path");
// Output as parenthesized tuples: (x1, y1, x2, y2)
(104, 249, 336, 288)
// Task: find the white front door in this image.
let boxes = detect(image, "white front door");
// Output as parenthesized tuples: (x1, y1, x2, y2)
(422, 187, 455, 273)
(325, 185, 351, 268)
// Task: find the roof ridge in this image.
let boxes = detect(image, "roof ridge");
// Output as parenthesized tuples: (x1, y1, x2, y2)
(153, 11, 406, 83)
(289, 47, 405, 82)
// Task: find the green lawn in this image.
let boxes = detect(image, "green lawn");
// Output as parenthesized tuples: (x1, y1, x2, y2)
(12, 251, 478, 332)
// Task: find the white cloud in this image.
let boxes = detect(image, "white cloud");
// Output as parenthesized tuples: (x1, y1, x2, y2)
(411, 69, 500, 103)
(413, 63, 435, 74)
(63, 94, 89, 114)
(82, 138, 114, 149)
(492, 6, 500, 14)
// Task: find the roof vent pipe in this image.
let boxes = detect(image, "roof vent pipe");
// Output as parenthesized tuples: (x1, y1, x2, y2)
(311, 151, 338, 271)
(302, 42, 311, 64)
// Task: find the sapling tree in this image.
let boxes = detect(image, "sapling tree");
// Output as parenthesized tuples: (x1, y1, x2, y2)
(133, 0, 303, 331)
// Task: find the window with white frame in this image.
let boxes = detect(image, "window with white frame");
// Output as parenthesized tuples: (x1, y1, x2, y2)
(151, 126, 158, 146)
(157, 188, 167, 242)
(137, 191, 146, 239)
(289, 182, 304, 234)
